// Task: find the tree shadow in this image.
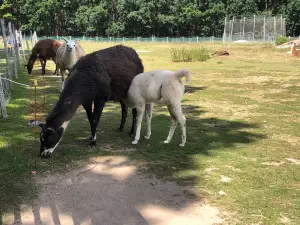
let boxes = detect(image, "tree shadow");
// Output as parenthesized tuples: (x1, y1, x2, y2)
(4, 157, 219, 225)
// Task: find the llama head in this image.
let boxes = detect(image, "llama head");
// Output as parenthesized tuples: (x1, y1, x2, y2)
(25, 55, 36, 74)
(29, 120, 68, 157)
(290, 42, 297, 48)
(63, 38, 76, 52)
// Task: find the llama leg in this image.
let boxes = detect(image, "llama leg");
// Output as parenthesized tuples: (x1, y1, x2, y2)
(119, 100, 128, 132)
(39, 58, 44, 75)
(164, 105, 178, 144)
(144, 103, 153, 139)
(40, 59, 46, 75)
(83, 102, 93, 128)
(129, 108, 137, 137)
(132, 104, 145, 144)
(169, 104, 186, 147)
(53, 64, 58, 75)
(89, 99, 106, 146)
(43, 60, 47, 75)
(52, 58, 57, 75)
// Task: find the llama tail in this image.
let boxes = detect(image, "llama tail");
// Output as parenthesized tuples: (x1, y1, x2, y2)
(174, 69, 191, 83)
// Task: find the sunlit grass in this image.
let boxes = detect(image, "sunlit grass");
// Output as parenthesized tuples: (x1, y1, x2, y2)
(1, 41, 300, 224)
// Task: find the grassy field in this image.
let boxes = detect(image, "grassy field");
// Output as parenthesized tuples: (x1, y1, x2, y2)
(1, 41, 300, 224)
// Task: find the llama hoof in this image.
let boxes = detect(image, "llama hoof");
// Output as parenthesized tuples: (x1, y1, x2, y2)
(132, 140, 138, 145)
(88, 138, 97, 147)
(164, 140, 170, 144)
(144, 135, 150, 139)
(179, 143, 185, 147)
(40, 150, 53, 158)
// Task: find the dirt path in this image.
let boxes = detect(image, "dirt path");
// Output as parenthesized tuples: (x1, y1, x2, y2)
(6, 156, 224, 225)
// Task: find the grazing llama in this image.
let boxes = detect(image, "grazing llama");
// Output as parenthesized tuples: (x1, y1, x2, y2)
(25, 39, 61, 75)
(30, 45, 143, 157)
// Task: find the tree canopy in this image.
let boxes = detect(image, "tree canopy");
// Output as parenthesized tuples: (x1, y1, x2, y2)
(0, 0, 299, 37)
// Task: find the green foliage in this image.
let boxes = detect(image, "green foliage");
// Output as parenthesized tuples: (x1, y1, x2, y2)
(75, 5, 108, 36)
(171, 47, 211, 62)
(3, 0, 300, 36)
(275, 36, 289, 46)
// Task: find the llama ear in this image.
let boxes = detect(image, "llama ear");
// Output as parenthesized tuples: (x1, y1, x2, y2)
(62, 37, 68, 43)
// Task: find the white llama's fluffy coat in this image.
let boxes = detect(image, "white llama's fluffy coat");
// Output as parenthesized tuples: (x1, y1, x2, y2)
(125, 69, 191, 146)
(56, 40, 85, 90)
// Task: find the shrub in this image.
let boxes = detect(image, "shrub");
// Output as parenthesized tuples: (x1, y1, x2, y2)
(275, 36, 289, 46)
(171, 47, 211, 62)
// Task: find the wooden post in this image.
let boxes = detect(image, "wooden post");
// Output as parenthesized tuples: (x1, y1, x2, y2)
(1, 20, 11, 73)
(14, 29, 21, 65)
(0, 19, 13, 91)
(8, 22, 18, 78)
(0, 75, 7, 119)
(26, 39, 31, 58)
(18, 30, 26, 61)
(30, 31, 34, 49)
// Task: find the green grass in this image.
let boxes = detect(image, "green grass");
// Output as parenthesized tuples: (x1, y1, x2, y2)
(275, 36, 289, 46)
(170, 47, 211, 62)
(1, 41, 300, 224)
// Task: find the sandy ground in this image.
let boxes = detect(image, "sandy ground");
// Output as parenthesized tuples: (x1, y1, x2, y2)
(5, 156, 224, 225)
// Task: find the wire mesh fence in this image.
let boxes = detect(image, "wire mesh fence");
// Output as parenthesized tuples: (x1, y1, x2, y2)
(223, 15, 286, 42)
(0, 19, 29, 119)
(24, 35, 223, 43)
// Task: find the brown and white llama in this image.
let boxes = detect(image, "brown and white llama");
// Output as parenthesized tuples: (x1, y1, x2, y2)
(291, 42, 300, 57)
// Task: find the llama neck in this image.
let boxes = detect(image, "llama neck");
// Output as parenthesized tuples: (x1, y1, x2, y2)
(29, 54, 37, 65)
(46, 93, 81, 129)
(292, 44, 296, 54)
(65, 50, 77, 68)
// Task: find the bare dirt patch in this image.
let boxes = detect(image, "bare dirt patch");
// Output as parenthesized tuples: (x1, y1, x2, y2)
(5, 156, 224, 225)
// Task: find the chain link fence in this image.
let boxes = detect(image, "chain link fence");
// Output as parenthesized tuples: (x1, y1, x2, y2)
(223, 15, 286, 42)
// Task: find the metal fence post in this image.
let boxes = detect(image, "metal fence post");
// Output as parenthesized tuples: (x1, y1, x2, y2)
(253, 15, 256, 41)
(230, 17, 235, 42)
(223, 16, 227, 43)
(263, 16, 266, 41)
(242, 17, 245, 40)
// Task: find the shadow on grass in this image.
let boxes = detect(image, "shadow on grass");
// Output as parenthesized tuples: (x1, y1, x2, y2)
(185, 85, 208, 93)
(0, 62, 265, 224)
